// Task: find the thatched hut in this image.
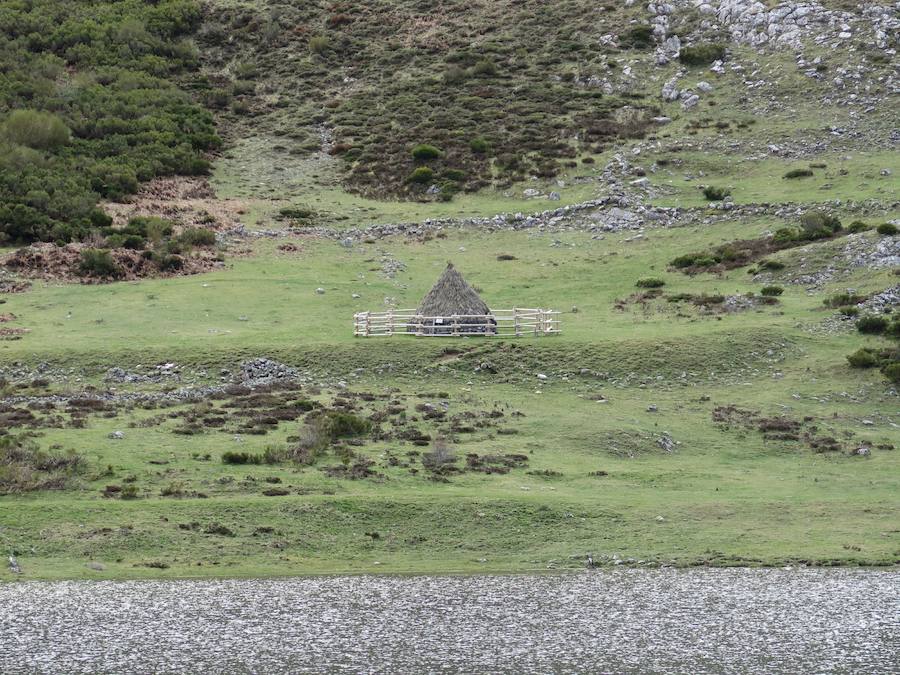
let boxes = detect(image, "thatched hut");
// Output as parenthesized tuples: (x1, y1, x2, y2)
(408, 263, 496, 335)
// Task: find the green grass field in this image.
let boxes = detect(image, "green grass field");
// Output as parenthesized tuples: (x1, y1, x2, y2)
(1, 0, 898, 582)
(2, 217, 898, 581)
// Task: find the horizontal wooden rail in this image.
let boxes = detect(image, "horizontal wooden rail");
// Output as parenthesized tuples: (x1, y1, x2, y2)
(353, 308, 561, 337)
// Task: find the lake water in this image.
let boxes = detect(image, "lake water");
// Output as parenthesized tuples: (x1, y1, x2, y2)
(0, 569, 897, 674)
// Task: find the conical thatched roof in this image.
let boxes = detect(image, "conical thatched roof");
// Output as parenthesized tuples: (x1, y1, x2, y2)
(416, 263, 491, 317)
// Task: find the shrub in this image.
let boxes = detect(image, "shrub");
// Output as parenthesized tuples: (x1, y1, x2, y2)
(799, 211, 841, 240)
(636, 277, 666, 288)
(702, 186, 731, 201)
(876, 223, 898, 236)
(0, 434, 86, 494)
(411, 144, 442, 161)
(422, 437, 457, 474)
(471, 59, 498, 77)
(2, 110, 70, 151)
(79, 249, 122, 278)
(824, 293, 865, 308)
(679, 43, 726, 66)
(222, 451, 262, 465)
(308, 36, 330, 54)
(323, 412, 371, 439)
(179, 227, 217, 247)
(784, 168, 814, 179)
(760, 285, 784, 297)
(469, 138, 489, 154)
(857, 315, 888, 334)
(838, 306, 860, 317)
(671, 252, 718, 268)
(759, 260, 785, 271)
(772, 227, 800, 245)
(620, 25, 654, 49)
(882, 361, 900, 383)
(407, 167, 435, 184)
(847, 349, 879, 368)
(846, 221, 870, 234)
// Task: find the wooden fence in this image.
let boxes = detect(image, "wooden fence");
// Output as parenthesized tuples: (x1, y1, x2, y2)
(353, 308, 561, 337)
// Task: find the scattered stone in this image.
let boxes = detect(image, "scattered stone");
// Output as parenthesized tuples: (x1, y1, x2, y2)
(108, 431, 124, 440)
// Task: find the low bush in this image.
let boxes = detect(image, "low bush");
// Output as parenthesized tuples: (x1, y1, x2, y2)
(784, 168, 814, 179)
(309, 36, 330, 54)
(671, 252, 719, 269)
(838, 306, 860, 317)
(411, 144, 442, 161)
(760, 285, 784, 297)
(759, 260, 785, 271)
(679, 43, 726, 66)
(222, 451, 262, 465)
(0, 434, 85, 494)
(469, 138, 489, 154)
(857, 315, 888, 334)
(407, 167, 435, 184)
(883, 361, 900, 383)
(702, 185, 731, 201)
(847, 349, 880, 368)
(620, 25, 654, 49)
(846, 221, 870, 234)
(824, 293, 865, 308)
(471, 59, 498, 77)
(2, 110, 70, 151)
(876, 223, 898, 236)
(635, 277, 666, 288)
(78, 249, 123, 278)
(178, 227, 217, 247)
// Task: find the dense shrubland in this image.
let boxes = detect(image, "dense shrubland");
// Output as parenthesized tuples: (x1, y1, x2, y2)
(0, 1, 219, 245)
(198, 0, 658, 200)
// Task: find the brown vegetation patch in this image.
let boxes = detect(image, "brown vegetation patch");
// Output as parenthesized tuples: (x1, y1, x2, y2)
(102, 177, 248, 232)
(3, 243, 222, 283)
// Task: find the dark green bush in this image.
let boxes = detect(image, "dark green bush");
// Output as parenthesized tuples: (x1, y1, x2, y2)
(824, 293, 866, 308)
(882, 361, 900, 383)
(323, 412, 372, 439)
(2, 110, 70, 150)
(857, 315, 888, 334)
(702, 185, 731, 201)
(78, 249, 122, 278)
(222, 451, 262, 465)
(407, 167, 435, 184)
(469, 138, 489, 154)
(847, 349, 879, 368)
(636, 277, 666, 288)
(876, 223, 898, 236)
(839, 306, 860, 317)
(620, 25, 654, 49)
(411, 144, 442, 161)
(679, 43, 726, 66)
(760, 285, 784, 297)
(759, 259, 785, 271)
(671, 252, 719, 268)
(784, 168, 814, 179)
(846, 221, 870, 234)
(179, 227, 216, 247)
(471, 59, 498, 77)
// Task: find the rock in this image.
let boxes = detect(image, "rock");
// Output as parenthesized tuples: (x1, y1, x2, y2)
(548, 191, 561, 201)
(696, 81, 713, 92)
(86, 562, 106, 571)
(681, 94, 700, 109)
(661, 77, 680, 101)
(655, 515, 665, 522)
(108, 431, 124, 440)
(239, 358, 298, 385)
(647, 404, 658, 412)
(340, 237, 353, 248)
(351, 293, 361, 299)
(652, 116, 672, 125)
(523, 188, 542, 198)
(537, 373, 548, 381)
(8, 555, 21, 574)
(656, 434, 677, 452)
(881, 169, 892, 176)
(855, 447, 871, 456)
(315, 287, 325, 294)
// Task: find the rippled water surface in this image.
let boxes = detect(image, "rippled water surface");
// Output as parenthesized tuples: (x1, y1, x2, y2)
(1, 569, 897, 674)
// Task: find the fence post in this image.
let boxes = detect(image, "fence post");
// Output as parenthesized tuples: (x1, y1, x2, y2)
(514, 309, 520, 337)
(388, 309, 394, 335)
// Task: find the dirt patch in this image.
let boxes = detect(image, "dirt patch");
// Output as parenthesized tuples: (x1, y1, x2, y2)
(102, 177, 250, 232)
(3, 243, 223, 283)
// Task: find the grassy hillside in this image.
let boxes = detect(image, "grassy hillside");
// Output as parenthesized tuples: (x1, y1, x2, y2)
(0, 0, 898, 580)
